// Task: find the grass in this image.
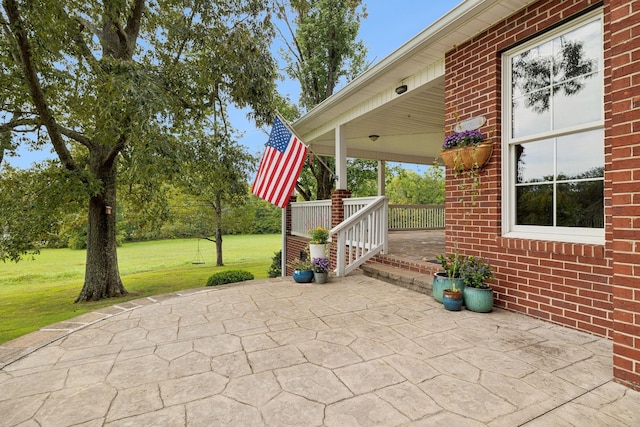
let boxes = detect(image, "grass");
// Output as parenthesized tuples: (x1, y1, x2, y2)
(0, 235, 281, 344)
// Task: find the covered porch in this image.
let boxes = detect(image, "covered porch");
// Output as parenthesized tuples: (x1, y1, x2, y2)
(287, 198, 444, 279)
(285, 1, 535, 280)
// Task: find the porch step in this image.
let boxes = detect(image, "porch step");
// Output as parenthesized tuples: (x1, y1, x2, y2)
(360, 262, 434, 296)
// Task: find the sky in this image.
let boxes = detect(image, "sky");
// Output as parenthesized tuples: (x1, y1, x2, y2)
(7, 0, 462, 170)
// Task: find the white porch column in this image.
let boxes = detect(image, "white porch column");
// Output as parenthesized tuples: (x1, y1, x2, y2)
(378, 160, 386, 196)
(335, 125, 347, 190)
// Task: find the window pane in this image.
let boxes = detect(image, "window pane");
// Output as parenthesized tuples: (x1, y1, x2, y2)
(557, 180, 604, 228)
(553, 72, 602, 129)
(552, 19, 602, 84)
(513, 89, 551, 138)
(512, 19, 602, 139)
(512, 40, 553, 98)
(516, 184, 553, 226)
(515, 139, 554, 183)
(557, 130, 604, 180)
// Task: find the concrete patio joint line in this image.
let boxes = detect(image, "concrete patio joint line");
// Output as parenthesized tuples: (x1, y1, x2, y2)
(517, 379, 613, 426)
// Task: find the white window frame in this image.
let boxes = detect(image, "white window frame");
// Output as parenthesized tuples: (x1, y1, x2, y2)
(501, 10, 605, 245)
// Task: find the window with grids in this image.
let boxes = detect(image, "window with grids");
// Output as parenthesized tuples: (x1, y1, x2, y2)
(502, 12, 604, 243)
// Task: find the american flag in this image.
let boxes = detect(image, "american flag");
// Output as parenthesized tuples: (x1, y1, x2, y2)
(252, 116, 308, 208)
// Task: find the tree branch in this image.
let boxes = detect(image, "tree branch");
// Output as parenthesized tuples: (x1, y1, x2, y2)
(105, 134, 127, 167)
(2, 0, 78, 171)
(57, 125, 92, 148)
(124, 0, 144, 52)
(72, 20, 100, 71)
(0, 116, 39, 132)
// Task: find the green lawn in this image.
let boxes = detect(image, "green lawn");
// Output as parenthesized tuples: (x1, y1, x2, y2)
(0, 235, 281, 344)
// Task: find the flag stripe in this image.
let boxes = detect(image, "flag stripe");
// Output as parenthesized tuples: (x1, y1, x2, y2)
(251, 116, 308, 208)
(270, 140, 306, 206)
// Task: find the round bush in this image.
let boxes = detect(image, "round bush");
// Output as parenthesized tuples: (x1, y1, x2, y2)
(206, 270, 254, 287)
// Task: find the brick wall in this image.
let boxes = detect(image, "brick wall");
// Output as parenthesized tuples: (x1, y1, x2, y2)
(444, 0, 616, 352)
(608, 0, 640, 390)
(446, 0, 640, 389)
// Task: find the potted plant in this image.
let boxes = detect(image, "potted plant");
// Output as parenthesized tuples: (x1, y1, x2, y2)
(311, 256, 330, 284)
(440, 128, 492, 171)
(289, 257, 313, 283)
(442, 281, 463, 311)
(308, 226, 330, 259)
(460, 256, 495, 312)
(433, 252, 465, 303)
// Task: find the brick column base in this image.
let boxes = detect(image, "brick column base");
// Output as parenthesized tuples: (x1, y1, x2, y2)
(330, 190, 351, 271)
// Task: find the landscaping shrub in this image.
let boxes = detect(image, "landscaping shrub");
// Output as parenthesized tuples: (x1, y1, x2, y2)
(268, 250, 282, 278)
(206, 270, 254, 287)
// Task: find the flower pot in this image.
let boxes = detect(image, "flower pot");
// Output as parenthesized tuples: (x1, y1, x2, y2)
(433, 273, 465, 303)
(443, 289, 463, 311)
(313, 271, 328, 284)
(309, 243, 327, 259)
(293, 269, 313, 283)
(463, 286, 494, 313)
(441, 142, 493, 170)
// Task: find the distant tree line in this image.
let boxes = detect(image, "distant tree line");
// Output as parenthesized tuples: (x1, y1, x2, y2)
(35, 163, 444, 250)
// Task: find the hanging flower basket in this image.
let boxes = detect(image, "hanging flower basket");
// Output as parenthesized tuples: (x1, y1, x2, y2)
(441, 142, 493, 171)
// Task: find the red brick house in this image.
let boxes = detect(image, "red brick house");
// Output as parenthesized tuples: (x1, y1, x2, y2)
(285, 0, 640, 390)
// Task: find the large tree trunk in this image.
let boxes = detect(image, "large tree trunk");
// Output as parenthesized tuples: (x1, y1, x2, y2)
(75, 155, 127, 302)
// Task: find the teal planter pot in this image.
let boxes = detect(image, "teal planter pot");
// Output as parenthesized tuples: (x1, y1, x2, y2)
(442, 289, 463, 311)
(433, 273, 465, 303)
(463, 286, 494, 312)
(293, 269, 313, 283)
(313, 271, 328, 284)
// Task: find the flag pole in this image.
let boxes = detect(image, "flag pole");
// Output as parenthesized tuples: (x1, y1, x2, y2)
(276, 112, 335, 178)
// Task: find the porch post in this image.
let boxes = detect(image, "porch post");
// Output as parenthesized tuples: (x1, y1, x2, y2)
(283, 194, 297, 277)
(335, 124, 347, 190)
(378, 160, 386, 196)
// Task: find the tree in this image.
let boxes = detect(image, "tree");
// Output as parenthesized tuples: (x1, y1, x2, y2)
(386, 167, 445, 205)
(0, 0, 277, 301)
(180, 125, 255, 266)
(277, 0, 368, 200)
(0, 162, 87, 261)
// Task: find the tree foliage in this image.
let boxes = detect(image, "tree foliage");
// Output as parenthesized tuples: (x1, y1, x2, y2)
(386, 167, 445, 205)
(0, 0, 278, 301)
(178, 124, 256, 266)
(276, 0, 368, 200)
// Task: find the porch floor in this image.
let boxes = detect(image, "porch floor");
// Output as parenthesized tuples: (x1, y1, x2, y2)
(387, 229, 445, 262)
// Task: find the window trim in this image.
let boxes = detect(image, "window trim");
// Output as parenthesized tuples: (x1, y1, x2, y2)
(501, 10, 605, 245)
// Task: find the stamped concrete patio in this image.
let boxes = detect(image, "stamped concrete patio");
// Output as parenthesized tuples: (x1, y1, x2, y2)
(1, 274, 639, 426)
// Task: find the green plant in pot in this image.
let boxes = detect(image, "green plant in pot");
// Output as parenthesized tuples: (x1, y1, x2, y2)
(433, 252, 466, 303)
(460, 256, 494, 312)
(309, 226, 330, 259)
(289, 257, 313, 283)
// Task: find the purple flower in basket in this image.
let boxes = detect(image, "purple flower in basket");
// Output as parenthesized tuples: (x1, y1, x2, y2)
(311, 257, 330, 273)
(442, 129, 485, 149)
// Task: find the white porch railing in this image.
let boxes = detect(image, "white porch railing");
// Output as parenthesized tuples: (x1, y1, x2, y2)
(290, 198, 443, 276)
(343, 197, 379, 219)
(332, 196, 388, 276)
(291, 200, 332, 238)
(389, 204, 445, 230)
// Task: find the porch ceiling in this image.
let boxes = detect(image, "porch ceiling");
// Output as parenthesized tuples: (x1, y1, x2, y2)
(294, 0, 536, 166)
(305, 76, 445, 165)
